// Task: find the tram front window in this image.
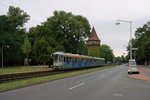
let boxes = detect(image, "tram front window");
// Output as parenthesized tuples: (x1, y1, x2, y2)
(53, 54, 59, 62)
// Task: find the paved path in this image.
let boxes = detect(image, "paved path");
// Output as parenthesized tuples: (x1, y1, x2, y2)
(140, 66, 150, 77)
(0, 65, 150, 100)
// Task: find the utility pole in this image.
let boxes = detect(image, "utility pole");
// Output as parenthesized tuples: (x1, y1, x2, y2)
(116, 20, 132, 60)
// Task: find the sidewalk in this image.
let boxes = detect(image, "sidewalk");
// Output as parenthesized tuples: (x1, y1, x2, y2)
(128, 65, 150, 82)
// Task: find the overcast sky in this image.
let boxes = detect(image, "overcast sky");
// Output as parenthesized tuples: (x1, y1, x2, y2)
(1, 0, 150, 56)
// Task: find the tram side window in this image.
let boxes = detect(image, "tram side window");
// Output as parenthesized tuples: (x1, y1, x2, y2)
(81, 59, 83, 62)
(67, 57, 71, 62)
(78, 58, 81, 63)
(89, 59, 91, 63)
(73, 58, 75, 63)
(60, 55, 64, 62)
(76, 58, 79, 63)
(72, 57, 77, 63)
(66, 57, 69, 62)
(82, 59, 85, 62)
(78, 58, 80, 63)
(71, 57, 74, 63)
(64, 57, 66, 62)
(74, 58, 77, 63)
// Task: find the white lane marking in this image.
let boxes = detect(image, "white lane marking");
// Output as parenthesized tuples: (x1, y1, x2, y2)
(69, 83, 85, 90)
(113, 93, 123, 97)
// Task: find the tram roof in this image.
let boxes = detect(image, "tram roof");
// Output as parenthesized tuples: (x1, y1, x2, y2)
(53, 52, 105, 60)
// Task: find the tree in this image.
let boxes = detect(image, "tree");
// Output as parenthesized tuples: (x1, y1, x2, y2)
(113, 55, 127, 64)
(99, 44, 114, 63)
(43, 11, 91, 54)
(128, 21, 150, 64)
(0, 6, 30, 65)
(32, 37, 64, 64)
(29, 10, 91, 64)
(21, 36, 31, 66)
(21, 36, 31, 65)
(7, 6, 30, 28)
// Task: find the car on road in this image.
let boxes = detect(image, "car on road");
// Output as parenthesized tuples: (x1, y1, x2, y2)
(128, 59, 139, 74)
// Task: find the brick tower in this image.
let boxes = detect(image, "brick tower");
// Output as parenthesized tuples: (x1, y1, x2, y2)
(86, 27, 100, 57)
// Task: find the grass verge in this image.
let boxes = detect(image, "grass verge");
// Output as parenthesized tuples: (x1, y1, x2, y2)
(0, 65, 114, 92)
(0, 66, 51, 75)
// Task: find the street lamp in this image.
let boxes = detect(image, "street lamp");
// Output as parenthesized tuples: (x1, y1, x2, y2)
(116, 20, 132, 60)
(1, 45, 9, 69)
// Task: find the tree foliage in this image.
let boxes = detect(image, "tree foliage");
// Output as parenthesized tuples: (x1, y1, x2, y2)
(29, 11, 91, 64)
(114, 55, 128, 64)
(43, 11, 91, 53)
(127, 22, 150, 64)
(99, 44, 114, 63)
(0, 6, 30, 65)
(21, 36, 31, 58)
(7, 6, 30, 28)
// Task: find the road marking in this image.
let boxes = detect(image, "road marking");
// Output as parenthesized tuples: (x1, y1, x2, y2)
(69, 83, 85, 90)
(113, 93, 123, 97)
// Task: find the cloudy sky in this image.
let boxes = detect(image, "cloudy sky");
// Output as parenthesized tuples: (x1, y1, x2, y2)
(1, 0, 150, 56)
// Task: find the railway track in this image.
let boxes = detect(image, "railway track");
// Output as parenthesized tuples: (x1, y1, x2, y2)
(0, 70, 63, 83)
(0, 67, 104, 83)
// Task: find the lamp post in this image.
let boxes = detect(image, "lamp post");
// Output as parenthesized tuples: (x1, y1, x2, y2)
(1, 45, 9, 69)
(116, 20, 132, 60)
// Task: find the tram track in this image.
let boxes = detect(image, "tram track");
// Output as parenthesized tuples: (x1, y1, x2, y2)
(0, 66, 109, 84)
(0, 70, 63, 83)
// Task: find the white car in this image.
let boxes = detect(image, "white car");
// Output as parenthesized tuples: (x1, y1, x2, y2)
(128, 59, 139, 74)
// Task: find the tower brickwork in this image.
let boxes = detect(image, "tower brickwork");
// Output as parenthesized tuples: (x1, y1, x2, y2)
(86, 27, 100, 57)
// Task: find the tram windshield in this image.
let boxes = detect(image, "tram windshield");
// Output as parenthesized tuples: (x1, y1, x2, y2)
(53, 54, 59, 62)
(53, 54, 64, 62)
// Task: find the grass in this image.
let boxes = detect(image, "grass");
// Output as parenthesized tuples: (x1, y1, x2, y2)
(0, 65, 52, 75)
(0, 65, 115, 92)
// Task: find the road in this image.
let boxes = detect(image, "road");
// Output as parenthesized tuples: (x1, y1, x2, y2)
(0, 65, 150, 100)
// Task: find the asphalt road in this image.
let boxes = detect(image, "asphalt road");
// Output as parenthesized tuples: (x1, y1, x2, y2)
(0, 65, 150, 100)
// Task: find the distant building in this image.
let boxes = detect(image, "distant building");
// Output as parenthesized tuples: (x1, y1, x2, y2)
(86, 27, 101, 57)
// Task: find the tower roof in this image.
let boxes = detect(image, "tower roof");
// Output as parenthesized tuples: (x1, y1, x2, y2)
(87, 27, 100, 41)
